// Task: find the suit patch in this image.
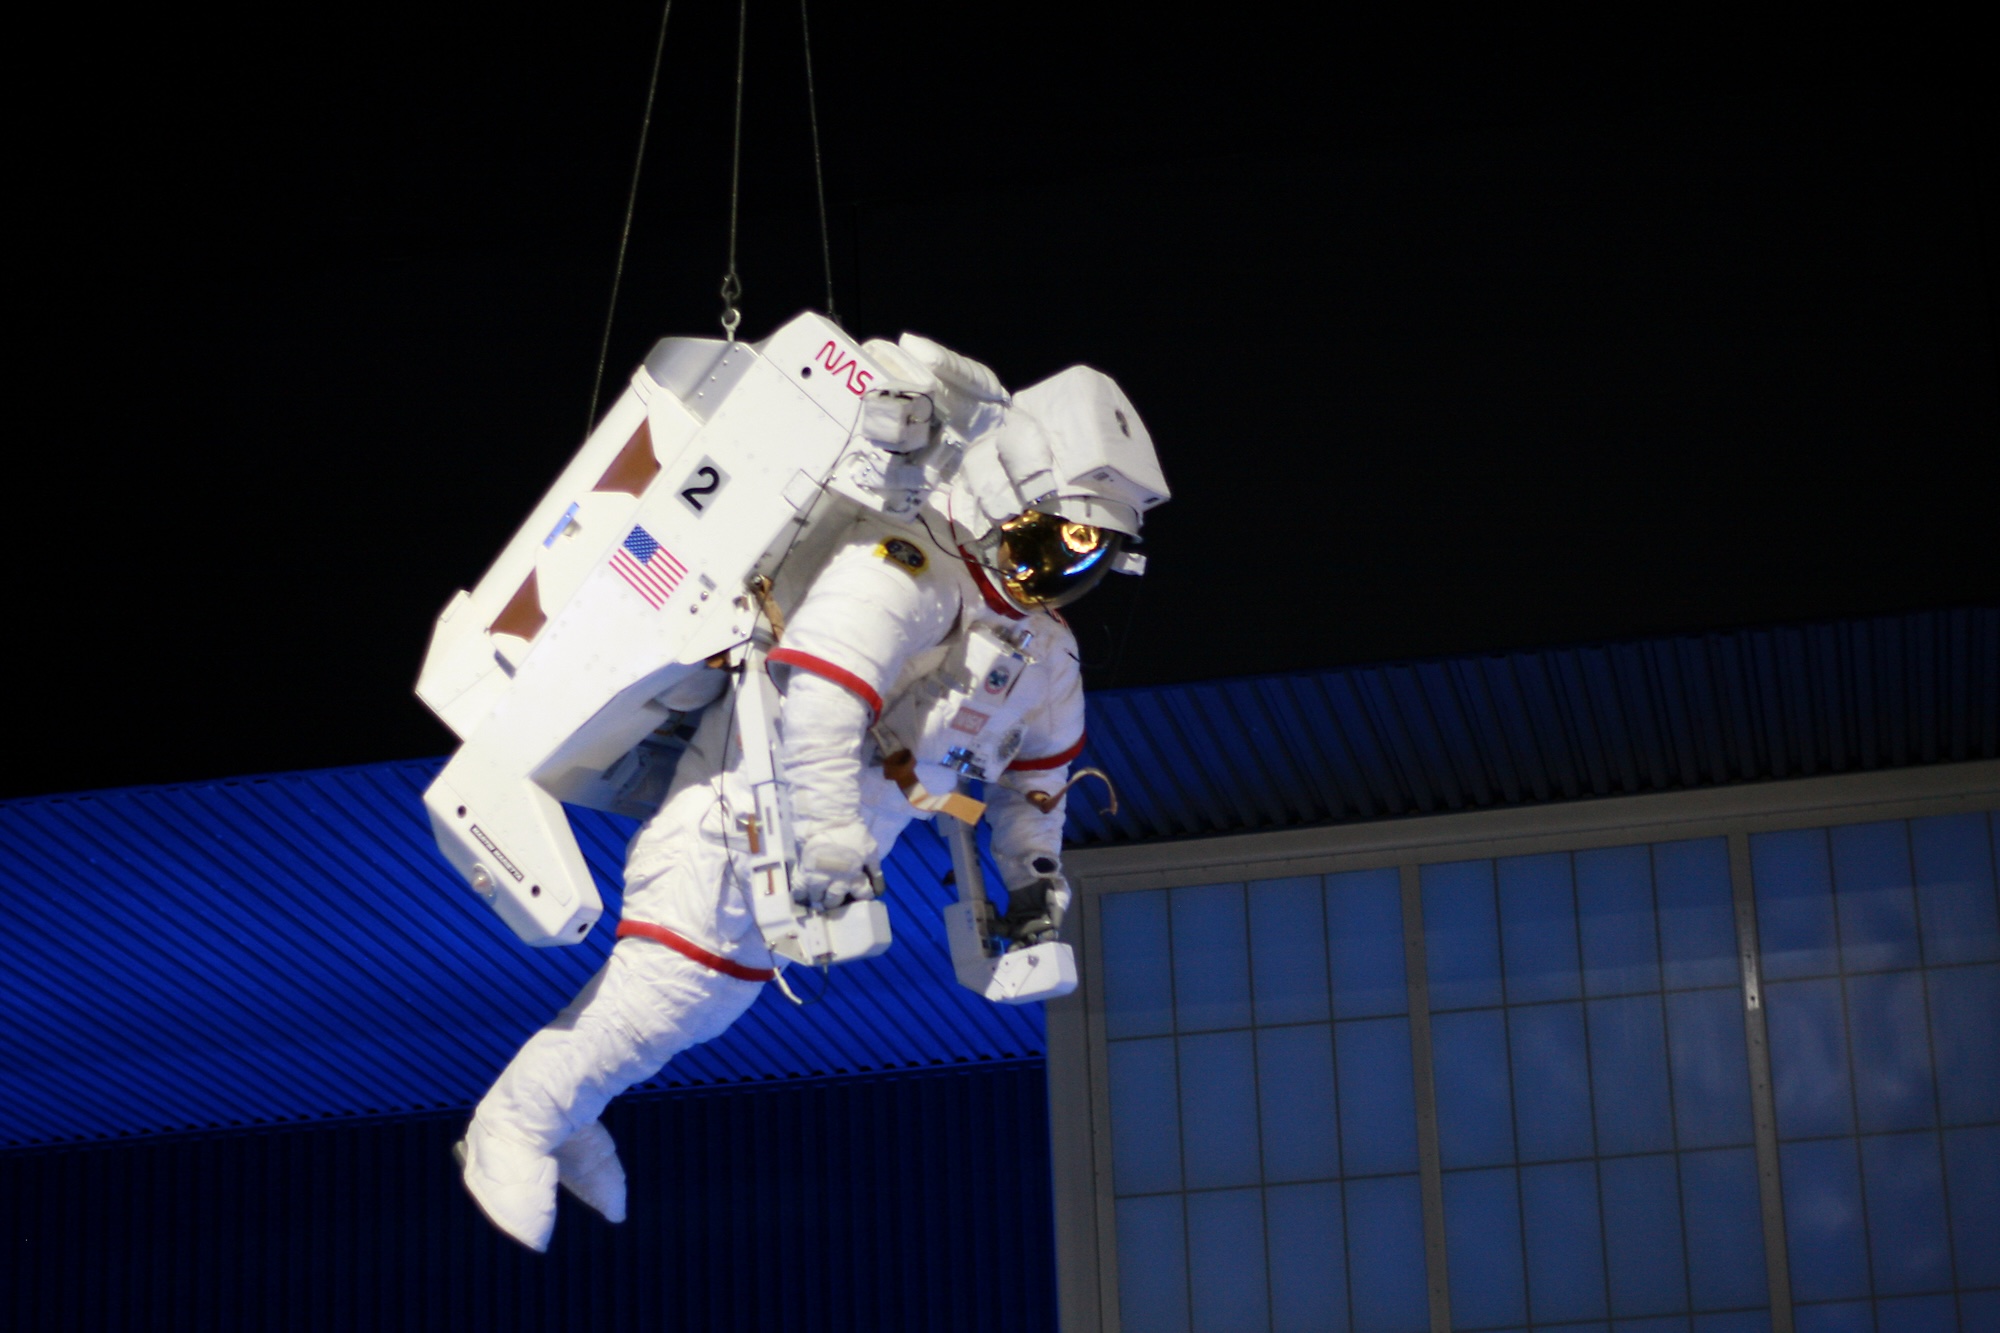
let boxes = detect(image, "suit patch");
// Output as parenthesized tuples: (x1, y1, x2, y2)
(948, 706, 990, 735)
(998, 727, 1026, 763)
(875, 537, 928, 574)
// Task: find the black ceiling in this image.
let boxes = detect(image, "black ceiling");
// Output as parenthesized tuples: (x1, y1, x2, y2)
(13, 6, 1997, 799)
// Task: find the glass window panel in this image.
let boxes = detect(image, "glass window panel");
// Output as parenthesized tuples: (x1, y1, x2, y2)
(1665, 988, 1755, 1149)
(1589, 995, 1676, 1156)
(1186, 1188, 1271, 1333)
(1431, 1009, 1516, 1169)
(1579, 845, 1663, 997)
(1521, 1160, 1608, 1324)
(1601, 1153, 1690, 1317)
(1172, 883, 1253, 1031)
(1792, 1301, 1872, 1333)
(1499, 852, 1582, 1004)
(1829, 822, 1922, 974)
(1116, 1194, 1190, 1333)
(1345, 1174, 1430, 1333)
(1859, 1132, 1952, 1296)
(1961, 1289, 2000, 1333)
(1103, 889, 1175, 1039)
(1108, 1038, 1182, 1195)
(1780, 1138, 1870, 1302)
(1510, 1002, 1596, 1162)
(1942, 1125, 2000, 1288)
(1251, 875, 1332, 1026)
(1257, 1025, 1340, 1183)
(1328, 868, 1408, 1019)
(1443, 1167, 1526, 1329)
(1845, 972, 1937, 1134)
(1874, 1295, 1957, 1333)
(1765, 979, 1855, 1140)
(1423, 859, 1504, 1010)
(1336, 1018, 1418, 1177)
(1693, 1314, 1772, 1333)
(1179, 1031, 1262, 1190)
(1926, 964, 2000, 1126)
(1909, 812, 2000, 965)
(1751, 830, 1839, 980)
(1655, 839, 1739, 990)
(1107, 815, 1999, 1333)
(1267, 1181, 1349, 1333)
(1679, 1148, 1768, 1311)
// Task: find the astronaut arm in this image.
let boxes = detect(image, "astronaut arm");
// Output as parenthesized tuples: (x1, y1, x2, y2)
(775, 671, 874, 842)
(772, 529, 958, 895)
(983, 637, 1087, 931)
(986, 771, 1074, 929)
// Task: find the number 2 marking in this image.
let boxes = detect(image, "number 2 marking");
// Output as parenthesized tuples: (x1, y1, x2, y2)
(680, 466, 720, 511)
(675, 457, 729, 516)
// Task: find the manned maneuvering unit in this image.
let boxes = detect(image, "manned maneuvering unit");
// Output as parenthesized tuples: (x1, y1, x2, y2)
(415, 312, 1165, 1004)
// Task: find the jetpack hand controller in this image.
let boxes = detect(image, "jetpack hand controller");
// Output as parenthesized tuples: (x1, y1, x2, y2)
(941, 796, 1078, 1005)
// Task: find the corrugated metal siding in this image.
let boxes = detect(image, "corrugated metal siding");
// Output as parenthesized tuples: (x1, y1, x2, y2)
(1066, 607, 2000, 843)
(0, 765, 1039, 1149)
(0, 1062, 1058, 1333)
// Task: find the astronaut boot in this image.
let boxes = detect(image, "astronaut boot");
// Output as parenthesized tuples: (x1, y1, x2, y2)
(455, 1119, 559, 1252)
(554, 1120, 627, 1224)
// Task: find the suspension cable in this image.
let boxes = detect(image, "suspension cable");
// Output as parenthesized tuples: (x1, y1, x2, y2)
(800, 0, 836, 322)
(719, 0, 749, 341)
(586, 0, 675, 437)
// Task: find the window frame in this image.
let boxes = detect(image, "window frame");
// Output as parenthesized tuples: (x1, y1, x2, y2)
(1049, 758, 2000, 1333)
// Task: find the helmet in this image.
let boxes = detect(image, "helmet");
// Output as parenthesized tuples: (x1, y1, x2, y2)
(991, 510, 1125, 610)
(951, 365, 1169, 613)
(957, 366, 1168, 538)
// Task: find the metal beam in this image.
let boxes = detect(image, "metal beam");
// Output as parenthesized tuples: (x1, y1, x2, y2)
(1728, 832, 1795, 1333)
(1044, 898, 1103, 1332)
(1068, 760, 2000, 894)
(1400, 863, 1453, 1333)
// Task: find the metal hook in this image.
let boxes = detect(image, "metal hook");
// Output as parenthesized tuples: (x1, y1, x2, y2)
(1026, 767, 1120, 818)
(719, 269, 743, 341)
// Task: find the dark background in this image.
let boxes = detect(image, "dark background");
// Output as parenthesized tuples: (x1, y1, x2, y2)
(13, 5, 1997, 801)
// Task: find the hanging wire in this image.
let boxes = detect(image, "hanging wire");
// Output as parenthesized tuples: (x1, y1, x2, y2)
(799, 0, 836, 322)
(719, 0, 749, 341)
(586, 0, 675, 438)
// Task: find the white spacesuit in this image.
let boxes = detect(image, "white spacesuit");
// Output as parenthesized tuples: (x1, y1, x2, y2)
(456, 352, 1167, 1252)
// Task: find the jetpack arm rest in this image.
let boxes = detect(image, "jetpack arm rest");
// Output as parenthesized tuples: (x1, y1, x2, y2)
(423, 741, 602, 947)
(941, 800, 1077, 1006)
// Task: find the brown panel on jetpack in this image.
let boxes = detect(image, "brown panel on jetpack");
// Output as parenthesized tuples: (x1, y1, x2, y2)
(490, 570, 547, 641)
(593, 420, 659, 496)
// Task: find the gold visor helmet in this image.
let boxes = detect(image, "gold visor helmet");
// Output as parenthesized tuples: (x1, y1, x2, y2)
(991, 509, 1125, 610)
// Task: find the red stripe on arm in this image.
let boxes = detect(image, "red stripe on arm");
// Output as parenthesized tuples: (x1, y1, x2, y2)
(1008, 732, 1086, 772)
(768, 647, 884, 718)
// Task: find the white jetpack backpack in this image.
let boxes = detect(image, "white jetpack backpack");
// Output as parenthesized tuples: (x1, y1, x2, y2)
(414, 311, 1088, 1002)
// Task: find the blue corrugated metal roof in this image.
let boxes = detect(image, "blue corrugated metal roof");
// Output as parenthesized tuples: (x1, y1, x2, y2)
(2, 607, 1993, 1149)
(1067, 607, 1999, 843)
(0, 765, 1040, 1149)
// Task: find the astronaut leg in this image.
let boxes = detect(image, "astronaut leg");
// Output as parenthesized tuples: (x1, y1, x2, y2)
(459, 939, 761, 1249)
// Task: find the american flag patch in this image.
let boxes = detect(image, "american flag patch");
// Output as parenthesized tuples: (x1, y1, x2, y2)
(610, 525, 687, 609)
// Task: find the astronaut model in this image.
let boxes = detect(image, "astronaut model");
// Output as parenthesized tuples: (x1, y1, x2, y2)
(423, 316, 1168, 1250)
